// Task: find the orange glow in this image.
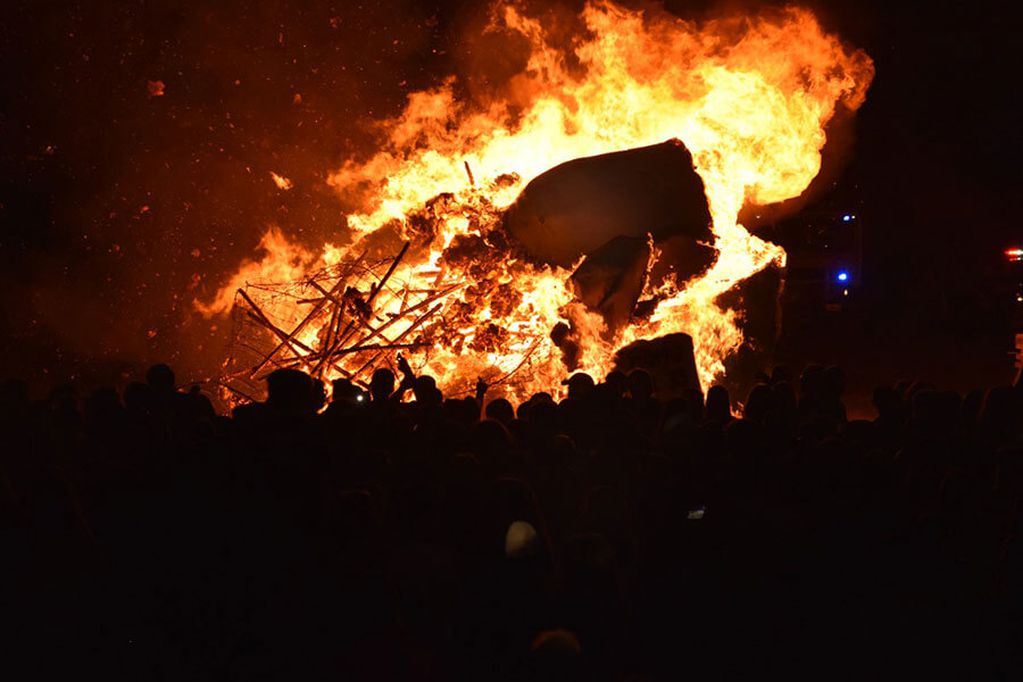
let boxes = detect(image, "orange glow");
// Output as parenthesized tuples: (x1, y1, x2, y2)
(270, 172, 294, 190)
(201, 1, 874, 401)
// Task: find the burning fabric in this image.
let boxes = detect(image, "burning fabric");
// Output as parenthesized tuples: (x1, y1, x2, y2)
(199, 0, 874, 404)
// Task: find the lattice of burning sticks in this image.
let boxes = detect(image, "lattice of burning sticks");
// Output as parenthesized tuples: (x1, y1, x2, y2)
(219, 241, 472, 403)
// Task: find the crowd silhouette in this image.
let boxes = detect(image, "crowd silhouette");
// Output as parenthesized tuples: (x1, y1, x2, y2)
(3, 358, 1023, 680)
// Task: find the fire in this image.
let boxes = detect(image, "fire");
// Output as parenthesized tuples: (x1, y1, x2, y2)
(270, 172, 294, 190)
(201, 1, 874, 401)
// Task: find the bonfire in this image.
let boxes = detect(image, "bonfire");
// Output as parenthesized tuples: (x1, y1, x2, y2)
(198, 0, 874, 404)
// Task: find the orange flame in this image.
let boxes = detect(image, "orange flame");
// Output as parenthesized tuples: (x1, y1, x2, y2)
(202, 1, 873, 400)
(270, 171, 294, 190)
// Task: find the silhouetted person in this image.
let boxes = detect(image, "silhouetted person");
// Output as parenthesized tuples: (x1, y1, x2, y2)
(325, 379, 365, 424)
(744, 383, 773, 426)
(603, 370, 628, 398)
(706, 384, 732, 427)
(526, 629, 583, 682)
(369, 368, 395, 403)
(265, 368, 316, 415)
(413, 375, 443, 407)
(5, 355, 1014, 680)
(563, 372, 596, 401)
(145, 363, 176, 395)
(485, 397, 515, 426)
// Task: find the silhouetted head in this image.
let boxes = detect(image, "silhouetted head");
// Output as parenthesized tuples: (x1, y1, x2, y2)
(123, 381, 153, 414)
(145, 363, 176, 394)
(413, 375, 442, 406)
(444, 396, 479, 425)
(310, 379, 327, 412)
(562, 372, 595, 401)
(369, 368, 395, 402)
(706, 384, 731, 424)
(485, 397, 515, 425)
(470, 418, 513, 458)
(332, 378, 364, 404)
(184, 386, 216, 422)
(533, 394, 560, 420)
(604, 370, 628, 397)
(824, 365, 846, 398)
(528, 629, 582, 682)
(627, 368, 653, 401)
(744, 384, 773, 425)
(800, 364, 826, 399)
(872, 385, 901, 420)
(265, 368, 315, 414)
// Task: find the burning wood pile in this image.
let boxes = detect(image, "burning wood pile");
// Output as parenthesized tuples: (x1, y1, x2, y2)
(221, 139, 720, 402)
(221, 243, 465, 402)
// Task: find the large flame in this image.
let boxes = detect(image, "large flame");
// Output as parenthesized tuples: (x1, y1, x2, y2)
(201, 1, 873, 401)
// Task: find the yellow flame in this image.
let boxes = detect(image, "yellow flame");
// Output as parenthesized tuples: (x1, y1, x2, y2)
(195, 227, 313, 316)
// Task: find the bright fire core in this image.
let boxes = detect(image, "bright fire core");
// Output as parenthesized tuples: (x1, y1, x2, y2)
(200, 1, 875, 402)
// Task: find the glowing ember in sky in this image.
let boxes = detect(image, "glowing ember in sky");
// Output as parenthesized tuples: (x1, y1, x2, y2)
(270, 172, 294, 190)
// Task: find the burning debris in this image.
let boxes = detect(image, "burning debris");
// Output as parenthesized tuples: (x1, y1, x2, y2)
(202, 1, 874, 404)
(270, 172, 294, 191)
(221, 242, 464, 402)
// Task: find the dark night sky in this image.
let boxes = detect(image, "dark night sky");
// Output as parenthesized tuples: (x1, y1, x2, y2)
(0, 0, 1018, 393)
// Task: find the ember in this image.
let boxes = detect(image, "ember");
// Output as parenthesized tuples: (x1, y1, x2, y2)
(270, 172, 294, 191)
(201, 0, 874, 402)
